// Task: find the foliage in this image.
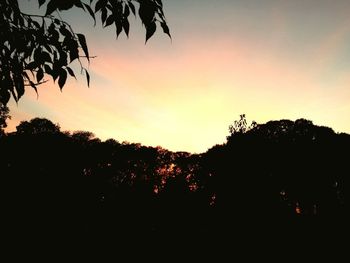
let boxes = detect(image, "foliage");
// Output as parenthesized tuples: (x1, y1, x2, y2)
(1, 116, 347, 252)
(0, 0, 170, 105)
(218, 116, 344, 219)
(227, 114, 257, 139)
(0, 102, 10, 135)
(16, 117, 60, 134)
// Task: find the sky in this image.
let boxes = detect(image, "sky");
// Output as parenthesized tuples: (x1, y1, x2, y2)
(6, 0, 350, 153)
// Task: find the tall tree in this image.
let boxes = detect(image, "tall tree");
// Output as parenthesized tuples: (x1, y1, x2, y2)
(0, 0, 170, 105)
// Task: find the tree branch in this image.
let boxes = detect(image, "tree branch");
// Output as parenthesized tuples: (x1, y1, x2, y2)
(24, 79, 48, 86)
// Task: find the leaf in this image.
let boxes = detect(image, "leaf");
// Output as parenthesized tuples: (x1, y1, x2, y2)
(77, 33, 89, 62)
(58, 51, 68, 65)
(48, 25, 60, 42)
(40, 51, 52, 63)
(116, 21, 123, 37)
(38, 0, 46, 8)
(37, 68, 44, 83)
(44, 64, 52, 74)
(104, 14, 114, 27)
(45, 0, 57, 16)
(95, 0, 107, 13)
(128, 1, 135, 16)
(145, 21, 156, 43)
(52, 64, 59, 81)
(58, 68, 67, 90)
(161, 21, 171, 39)
(60, 26, 72, 37)
(66, 67, 76, 79)
(74, 1, 84, 10)
(14, 75, 25, 100)
(11, 91, 18, 102)
(101, 8, 107, 24)
(122, 19, 130, 37)
(29, 81, 39, 99)
(139, 2, 155, 25)
(85, 69, 90, 87)
(27, 61, 38, 70)
(22, 71, 30, 81)
(70, 48, 79, 63)
(57, 1, 74, 11)
(84, 3, 96, 26)
(34, 48, 42, 62)
(124, 5, 130, 18)
(67, 37, 79, 50)
(155, 0, 163, 8)
(9, 84, 18, 103)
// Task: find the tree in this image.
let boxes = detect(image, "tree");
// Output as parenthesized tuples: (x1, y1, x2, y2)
(16, 117, 60, 134)
(0, 0, 170, 105)
(0, 102, 10, 136)
(227, 114, 257, 140)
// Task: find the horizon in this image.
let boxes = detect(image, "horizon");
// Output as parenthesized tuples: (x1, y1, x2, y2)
(6, 115, 346, 155)
(5, 0, 350, 153)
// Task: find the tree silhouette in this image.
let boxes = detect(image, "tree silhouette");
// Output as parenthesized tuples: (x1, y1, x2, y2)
(0, 0, 170, 105)
(1, 115, 347, 255)
(0, 102, 10, 136)
(16, 117, 60, 134)
(201, 115, 348, 244)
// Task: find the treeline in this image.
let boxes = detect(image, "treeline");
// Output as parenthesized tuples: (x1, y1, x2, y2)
(1, 115, 347, 252)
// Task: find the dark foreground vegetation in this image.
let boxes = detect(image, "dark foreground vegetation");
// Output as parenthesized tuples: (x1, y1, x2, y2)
(1, 113, 347, 258)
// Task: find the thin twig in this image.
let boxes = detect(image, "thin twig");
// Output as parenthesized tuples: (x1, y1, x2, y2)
(79, 56, 97, 59)
(20, 12, 54, 20)
(24, 80, 49, 86)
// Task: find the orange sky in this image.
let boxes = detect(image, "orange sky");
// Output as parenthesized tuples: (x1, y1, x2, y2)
(6, 0, 350, 153)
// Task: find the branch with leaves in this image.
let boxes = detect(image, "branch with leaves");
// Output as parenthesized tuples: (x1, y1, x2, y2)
(0, 0, 171, 105)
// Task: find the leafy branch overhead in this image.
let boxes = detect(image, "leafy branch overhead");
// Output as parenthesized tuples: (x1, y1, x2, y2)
(0, 0, 171, 105)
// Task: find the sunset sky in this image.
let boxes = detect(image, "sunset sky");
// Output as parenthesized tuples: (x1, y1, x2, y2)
(7, 0, 350, 153)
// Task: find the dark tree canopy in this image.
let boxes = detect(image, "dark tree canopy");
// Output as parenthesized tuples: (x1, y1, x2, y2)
(0, 0, 170, 105)
(16, 117, 60, 134)
(0, 115, 347, 257)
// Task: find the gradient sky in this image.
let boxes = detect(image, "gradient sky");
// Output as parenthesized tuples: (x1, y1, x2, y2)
(7, 0, 350, 153)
